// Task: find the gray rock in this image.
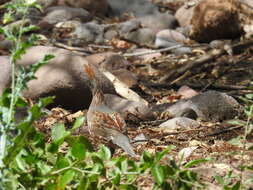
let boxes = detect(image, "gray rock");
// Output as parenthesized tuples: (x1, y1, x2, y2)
(166, 91, 242, 121)
(158, 117, 200, 132)
(107, 0, 159, 17)
(119, 20, 141, 34)
(240, 0, 253, 8)
(104, 94, 153, 119)
(138, 13, 178, 31)
(73, 22, 104, 44)
(156, 29, 187, 43)
(54, 21, 105, 45)
(111, 69, 138, 88)
(57, 0, 109, 16)
(176, 26, 191, 37)
(86, 52, 129, 71)
(175, 2, 196, 27)
(172, 46, 192, 55)
(44, 6, 91, 24)
(155, 29, 191, 55)
(0, 46, 115, 111)
(104, 29, 118, 40)
(123, 28, 156, 46)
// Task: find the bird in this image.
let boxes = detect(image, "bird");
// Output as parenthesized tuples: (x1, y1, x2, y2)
(84, 63, 136, 157)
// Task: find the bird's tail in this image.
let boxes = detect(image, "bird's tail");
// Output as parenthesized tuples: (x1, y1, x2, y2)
(112, 133, 137, 157)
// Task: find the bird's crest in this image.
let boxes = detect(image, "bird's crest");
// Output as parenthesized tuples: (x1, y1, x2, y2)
(84, 64, 95, 79)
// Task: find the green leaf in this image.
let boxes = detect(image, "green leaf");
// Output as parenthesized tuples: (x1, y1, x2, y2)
(45, 184, 57, 190)
(72, 116, 85, 131)
(20, 25, 39, 34)
(120, 159, 128, 173)
(78, 177, 89, 190)
(59, 170, 75, 189)
(231, 181, 240, 190)
(151, 164, 165, 185)
(154, 146, 174, 164)
(214, 175, 224, 185)
(248, 145, 253, 151)
(228, 136, 243, 147)
(163, 165, 175, 176)
(227, 119, 246, 126)
(246, 94, 253, 100)
(51, 123, 70, 144)
(98, 145, 111, 160)
(67, 136, 94, 152)
(184, 158, 211, 168)
(71, 142, 86, 160)
(119, 184, 137, 190)
(36, 160, 51, 175)
(39, 96, 54, 107)
(56, 156, 70, 169)
(141, 151, 154, 165)
(15, 150, 29, 172)
(112, 173, 121, 185)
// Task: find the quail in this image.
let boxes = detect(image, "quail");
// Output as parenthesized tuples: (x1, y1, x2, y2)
(84, 63, 136, 157)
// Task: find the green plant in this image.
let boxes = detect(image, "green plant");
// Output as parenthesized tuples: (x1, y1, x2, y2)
(215, 171, 241, 190)
(0, 1, 210, 189)
(221, 90, 253, 190)
(0, 0, 54, 187)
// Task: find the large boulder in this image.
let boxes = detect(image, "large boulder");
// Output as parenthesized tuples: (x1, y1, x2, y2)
(190, 0, 243, 42)
(57, 0, 109, 16)
(0, 46, 115, 111)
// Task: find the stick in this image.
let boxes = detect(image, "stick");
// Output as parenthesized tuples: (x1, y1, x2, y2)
(123, 44, 183, 57)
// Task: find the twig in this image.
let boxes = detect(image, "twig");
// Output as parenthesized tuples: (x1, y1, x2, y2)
(158, 49, 225, 83)
(123, 44, 183, 57)
(205, 126, 244, 136)
(88, 44, 114, 49)
(53, 42, 92, 55)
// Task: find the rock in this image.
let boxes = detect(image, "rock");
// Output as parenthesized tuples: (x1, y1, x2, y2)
(123, 28, 156, 46)
(107, 0, 159, 17)
(53, 21, 104, 45)
(178, 146, 198, 161)
(0, 46, 115, 111)
(156, 29, 187, 44)
(133, 48, 162, 61)
(172, 46, 192, 55)
(111, 69, 138, 88)
(57, 0, 109, 16)
(104, 94, 153, 119)
(177, 85, 199, 99)
(155, 29, 191, 54)
(104, 29, 118, 40)
(119, 20, 141, 34)
(166, 90, 242, 121)
(190, 0, 243, 42)
(38, 6, 91, 29)
(86, 52, 137, 87)
(158, 117, 200, 133)
(85, 52, 129, 71)
(176, 26, 191, 37)
(138, 13, 178, 32)
(175, 2, 196, 27)
(240, 0, 253, 8)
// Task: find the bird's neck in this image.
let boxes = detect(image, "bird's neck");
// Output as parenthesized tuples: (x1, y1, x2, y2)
(91, 88, 105, 108)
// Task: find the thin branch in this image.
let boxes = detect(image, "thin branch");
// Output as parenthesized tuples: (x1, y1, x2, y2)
(123, 44, 183, 57)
